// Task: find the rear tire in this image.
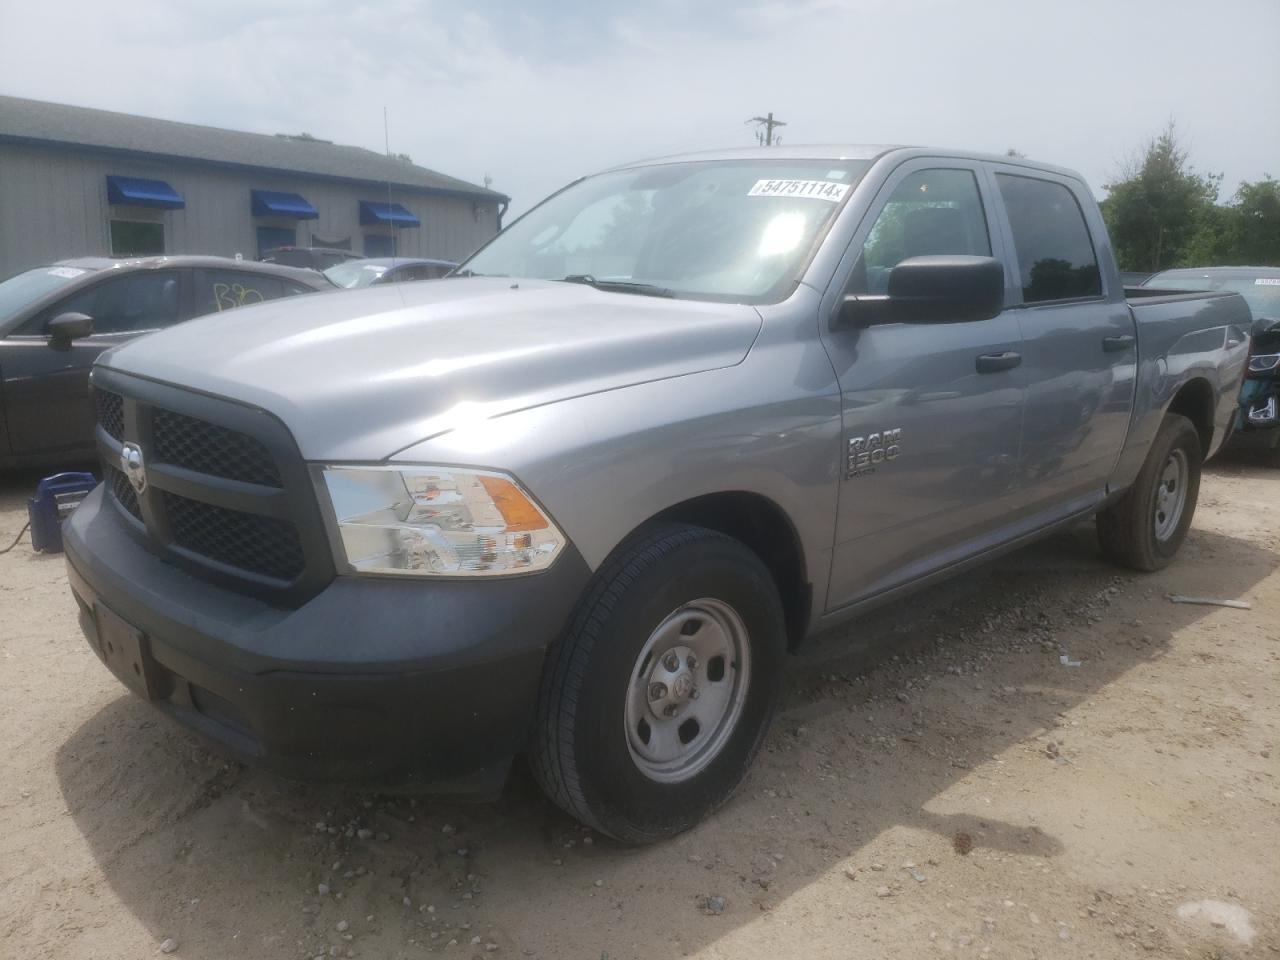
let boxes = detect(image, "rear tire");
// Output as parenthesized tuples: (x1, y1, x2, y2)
(1097, 413, 1202, 571)
(529, 523, 786, 843)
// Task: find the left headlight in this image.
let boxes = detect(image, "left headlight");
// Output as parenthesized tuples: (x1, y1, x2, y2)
(318, 465, 565, 577)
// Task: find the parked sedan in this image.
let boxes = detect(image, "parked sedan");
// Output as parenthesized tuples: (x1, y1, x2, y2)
(323, 257, 458, 289)
(0, 256, 331, 469)
(259, 246, 365, 270)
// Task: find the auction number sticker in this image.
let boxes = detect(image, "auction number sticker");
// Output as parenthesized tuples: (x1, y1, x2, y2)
(1255, 278, 1280, 286)
(47, 267, 86, 279)
(748, 179, 850, 202)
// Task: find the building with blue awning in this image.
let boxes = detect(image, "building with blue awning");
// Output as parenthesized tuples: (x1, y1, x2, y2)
(0, 95, 509, 277)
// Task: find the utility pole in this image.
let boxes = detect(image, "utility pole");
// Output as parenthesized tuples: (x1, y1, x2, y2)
(746, 112, 786, 146)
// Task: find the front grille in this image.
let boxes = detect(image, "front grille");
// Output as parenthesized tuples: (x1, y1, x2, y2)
(95, 390, 124, 441)
(106, 466, 142, 522)
(90, 372, 334, 605)
(153, 409, 282, 487)
(165, 493, 305, 582)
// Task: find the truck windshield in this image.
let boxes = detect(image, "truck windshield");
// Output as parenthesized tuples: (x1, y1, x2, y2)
(1147, 271, 1280, 320)
(461, 159, 871, 303)
(0, 265, 91, 323)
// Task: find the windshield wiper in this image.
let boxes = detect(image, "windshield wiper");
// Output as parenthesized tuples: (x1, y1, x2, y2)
(559, 274, 675, 298)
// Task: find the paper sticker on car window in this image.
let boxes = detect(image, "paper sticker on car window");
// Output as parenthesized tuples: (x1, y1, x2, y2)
(748, 179, 850, 202)
(47, 267, 86, 279)
(1255, 278, 1280, 286)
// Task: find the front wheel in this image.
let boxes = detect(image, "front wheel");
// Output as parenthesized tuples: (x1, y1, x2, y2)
(529, 523, 786, 843)
(1097, 413, 1202, 571)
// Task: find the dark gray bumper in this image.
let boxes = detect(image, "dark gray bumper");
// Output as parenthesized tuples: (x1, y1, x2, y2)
(63, 485, 590, 792)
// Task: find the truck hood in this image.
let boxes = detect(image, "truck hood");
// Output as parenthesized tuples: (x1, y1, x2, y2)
(101, 277, 762, 460)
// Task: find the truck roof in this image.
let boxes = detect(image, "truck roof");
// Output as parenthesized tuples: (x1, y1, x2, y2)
(609, 144, 1089, 188)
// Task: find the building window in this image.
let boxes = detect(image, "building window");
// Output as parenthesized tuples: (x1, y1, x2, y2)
(257, 226, 297, 259)
(364, 234, 395, 257)
(110, 220, 165, 257)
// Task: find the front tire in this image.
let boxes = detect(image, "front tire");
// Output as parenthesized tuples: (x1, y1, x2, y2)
(1097, 413, 1202, 571)
(529, 523, 786, 843)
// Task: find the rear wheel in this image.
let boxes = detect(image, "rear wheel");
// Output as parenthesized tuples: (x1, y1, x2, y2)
(530, 523, 786, 843)
(1097, 413, 1202, 571)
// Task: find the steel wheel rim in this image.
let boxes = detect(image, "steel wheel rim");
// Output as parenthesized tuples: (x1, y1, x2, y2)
(1153, 448, 1189, 541)
(624, 598, 752, 784)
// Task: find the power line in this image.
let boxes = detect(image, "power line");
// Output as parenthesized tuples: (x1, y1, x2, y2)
(746, 112, 787, 146)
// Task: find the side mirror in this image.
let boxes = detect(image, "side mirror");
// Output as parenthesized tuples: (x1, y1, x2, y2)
(47, 312, 94, 344)
(838, 255, 1005, 328)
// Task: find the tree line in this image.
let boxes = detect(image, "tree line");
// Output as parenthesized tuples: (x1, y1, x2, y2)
(1098, 124, 1279, 273)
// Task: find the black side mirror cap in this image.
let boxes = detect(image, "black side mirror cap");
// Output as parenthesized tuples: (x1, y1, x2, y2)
(837, 255, 1005, 328)
(47, 312, 94, 343)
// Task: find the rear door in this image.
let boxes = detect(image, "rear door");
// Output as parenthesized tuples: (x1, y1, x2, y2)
(1, 268, 187, 457)
(821, 159, 1026, 611)
(986, 166, 1136, 517)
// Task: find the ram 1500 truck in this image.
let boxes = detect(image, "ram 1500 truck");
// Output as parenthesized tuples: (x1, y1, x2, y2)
(63, 147, 1250, 842)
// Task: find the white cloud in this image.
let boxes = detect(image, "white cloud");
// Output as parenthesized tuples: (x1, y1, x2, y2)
(2, 0, 1277, 219)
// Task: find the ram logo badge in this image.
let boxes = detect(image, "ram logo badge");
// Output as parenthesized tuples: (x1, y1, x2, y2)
(847, 428, 901, 478)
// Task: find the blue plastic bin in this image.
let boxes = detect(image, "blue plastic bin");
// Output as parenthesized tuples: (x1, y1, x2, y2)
(27, 472, 98, 553)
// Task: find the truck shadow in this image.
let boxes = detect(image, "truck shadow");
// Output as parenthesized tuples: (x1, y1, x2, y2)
(53, 522, 1276, 959)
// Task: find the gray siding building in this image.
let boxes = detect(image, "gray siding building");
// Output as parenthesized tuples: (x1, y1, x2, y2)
(0, 96, 508, 278)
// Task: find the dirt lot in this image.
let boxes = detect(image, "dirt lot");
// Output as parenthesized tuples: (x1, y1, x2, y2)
(1, 455, 1277, 960)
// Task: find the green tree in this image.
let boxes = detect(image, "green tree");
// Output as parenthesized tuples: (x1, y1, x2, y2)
(1230, 176, 1280, 265)
(1100, 123, 1221, 272)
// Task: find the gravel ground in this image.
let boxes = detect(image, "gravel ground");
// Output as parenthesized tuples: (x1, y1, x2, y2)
(1, 453, 1277, 960)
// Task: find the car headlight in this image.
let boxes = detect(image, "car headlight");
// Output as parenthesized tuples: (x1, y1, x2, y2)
(319, 465, 565, 576)
(1249, 353, 1280, 373)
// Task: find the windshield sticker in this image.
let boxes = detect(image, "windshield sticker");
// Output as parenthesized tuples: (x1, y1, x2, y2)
(1255, 278, 1280, 286)
(748, 179, 850, 202)
(47, 267, 86, 279)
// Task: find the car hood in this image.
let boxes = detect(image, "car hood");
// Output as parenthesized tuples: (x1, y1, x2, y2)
(100, 277, 762, 460)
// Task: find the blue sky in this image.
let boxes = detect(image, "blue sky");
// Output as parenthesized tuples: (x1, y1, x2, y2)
(2, 0, 1277, 219)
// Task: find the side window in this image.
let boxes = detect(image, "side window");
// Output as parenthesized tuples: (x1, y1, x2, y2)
(24, 272, 181, 335)
(995, 174, 1102, 303)
(195, 270, 297, 315)
(852, 169, 991, 294)
(256, 226, 296, 259)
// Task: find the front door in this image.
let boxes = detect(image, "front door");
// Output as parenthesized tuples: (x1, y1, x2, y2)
(0, 269, 186, 458)
(820, 161, 1025, 611)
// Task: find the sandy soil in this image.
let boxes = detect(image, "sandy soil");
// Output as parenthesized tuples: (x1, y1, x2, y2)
(1, 453, 1277, 960)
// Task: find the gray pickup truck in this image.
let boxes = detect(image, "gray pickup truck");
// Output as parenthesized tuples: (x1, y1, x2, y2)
(63, 146, 1250, 843)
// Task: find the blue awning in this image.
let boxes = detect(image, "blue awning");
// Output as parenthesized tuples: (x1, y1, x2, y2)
(106, 175, 185, 209)
(251, 189, 319, 220)
(359, 200, 420, 228)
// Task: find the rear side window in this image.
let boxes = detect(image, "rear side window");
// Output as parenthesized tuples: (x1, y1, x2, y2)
(996, 174, 1102, 303)
(194, 270, 311, 316)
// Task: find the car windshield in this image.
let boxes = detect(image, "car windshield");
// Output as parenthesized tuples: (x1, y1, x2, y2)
(0, 265, 92, 322)
(324, 261, 389, 289)
(1148, 271, 1280, 319)
(460, 158, 871, 303)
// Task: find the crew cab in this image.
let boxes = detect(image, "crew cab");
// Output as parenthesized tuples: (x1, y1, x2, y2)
(62, 147, 1250, 842)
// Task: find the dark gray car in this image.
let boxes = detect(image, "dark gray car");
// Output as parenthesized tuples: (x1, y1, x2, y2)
(0, 256, 331, 469)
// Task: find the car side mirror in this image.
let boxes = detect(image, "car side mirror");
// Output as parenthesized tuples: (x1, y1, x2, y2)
(837, 255, 1005, 328)
(47, 312, 94, 344)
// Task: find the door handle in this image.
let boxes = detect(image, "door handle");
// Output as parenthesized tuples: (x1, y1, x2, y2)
(1103, 334, 1136, 352)
(975, 351, 1022, 373)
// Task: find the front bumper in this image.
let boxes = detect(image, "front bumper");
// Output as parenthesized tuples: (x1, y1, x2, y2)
(63, 486, 590, 793)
